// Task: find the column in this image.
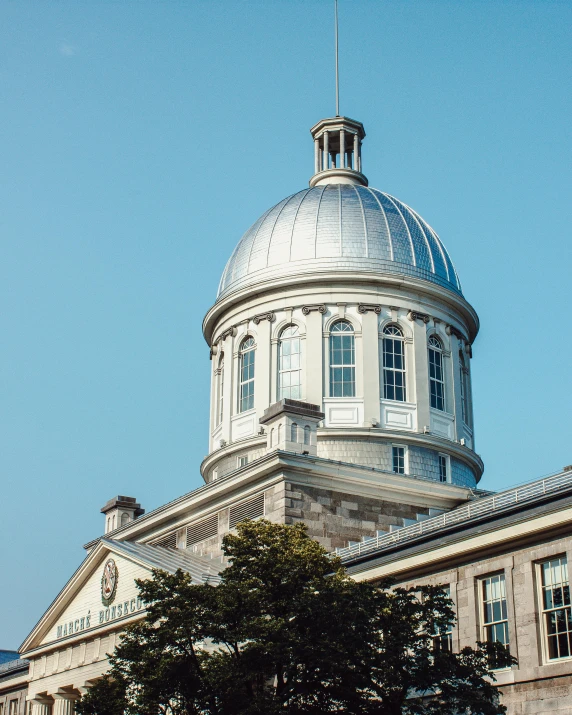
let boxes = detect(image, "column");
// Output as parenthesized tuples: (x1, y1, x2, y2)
(314, 138, 320, 174)
(304, 311, 323, 408)
(220, 333, 233, 444)
(357, 136, 362, 172)
(411, 319, 430, 431)
(323, 132, 329, 170)
(361, 311, 381, 426)
(254, 318, 272, 419)
(340, 130, 346, 168)
(53, 696, 77, 715)
(450, 335, 463, 441)
(353, 133, 359, 171)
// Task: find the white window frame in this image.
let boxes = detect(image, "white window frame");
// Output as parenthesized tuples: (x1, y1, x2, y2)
(428, 335, 445, 412)
(329, 320, 356, 398)
(538, 555, 572, 662)
(237, 455, 248, 468)
(278, 324, 302, 400)
(438, 453, 450, 483)
(391, 444, 408, 475)
(480, 573, 510, 648)
(381, 324, 407, 402)
(238, 337, 256, 413)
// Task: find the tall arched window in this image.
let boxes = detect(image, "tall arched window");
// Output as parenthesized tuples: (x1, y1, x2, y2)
(330, 321, 355, 397)
(428, 335, 445, 411)
(121, 512, 130, 527)
(382, 324, 406, 401)
(216, 353, 224, 425)
(304, 425, 311, 445)
(278, 325, 301, 399)
(239, 337, 255, 412)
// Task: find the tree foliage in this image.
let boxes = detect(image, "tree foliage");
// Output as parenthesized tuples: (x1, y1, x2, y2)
(77, 520, 515, 715)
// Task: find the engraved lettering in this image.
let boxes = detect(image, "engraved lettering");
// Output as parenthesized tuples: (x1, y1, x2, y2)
(99, 611, 104, 624)
(57, 626, 62, 638)
(80, 618, 85, 630)
(105, 609, 110, 622)
(111, 606, 116, 619)
(117, 604, 122, 617)
(86, 612, 91, 628)
(130, 599, 136, 613)
(74, 620, 80, 632)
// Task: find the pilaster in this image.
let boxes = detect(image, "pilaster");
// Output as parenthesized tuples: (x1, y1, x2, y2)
(361, 310, 380, 426)
(304, 310, 323, 408)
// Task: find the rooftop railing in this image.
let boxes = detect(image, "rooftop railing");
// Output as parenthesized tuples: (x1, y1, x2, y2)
(336, 468, 572, 562)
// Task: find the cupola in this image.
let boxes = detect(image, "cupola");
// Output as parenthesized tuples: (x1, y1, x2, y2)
(309, 116, 367, 187)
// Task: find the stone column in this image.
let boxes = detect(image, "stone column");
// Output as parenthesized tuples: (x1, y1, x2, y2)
(340, 130, 346, 168)
(323, 132, 329, 170)
(353, 133, 359, 171)
(411, 318, 430, 431)
(361, 311, 381, 426)
(304, 310, 323, 408)
(314, 139, 320, 174)
(220, 333, 233, 444)
(53, 696, 76, 715)
(254, 318, 272, 419)
(449, 335, 463, 441)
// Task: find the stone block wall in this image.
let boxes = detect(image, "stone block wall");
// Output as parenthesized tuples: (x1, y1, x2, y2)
(283, 481, 430, 551)
(391, 533, 572, 715)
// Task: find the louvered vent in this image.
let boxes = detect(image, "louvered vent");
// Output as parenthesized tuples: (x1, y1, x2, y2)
(151, 532, 177, 550)
(186, 514, 219, 547)
(229, 494, 265, 529)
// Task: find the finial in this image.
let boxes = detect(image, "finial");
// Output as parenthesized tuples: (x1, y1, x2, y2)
(335, 0, 340, 116)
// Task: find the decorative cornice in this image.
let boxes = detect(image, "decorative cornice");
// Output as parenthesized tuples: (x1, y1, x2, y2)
(252, 311, 276, 325)
(358, 303, 382, 315)
(446, 324, 466, 342)
(407, 310, 431, 324)
(302, 303, 327, 315)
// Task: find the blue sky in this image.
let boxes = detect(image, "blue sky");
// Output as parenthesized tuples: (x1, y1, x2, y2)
(1, 0, 570, 648)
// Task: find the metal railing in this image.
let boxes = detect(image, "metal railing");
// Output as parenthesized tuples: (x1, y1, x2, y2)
(336, 469, 572, 562)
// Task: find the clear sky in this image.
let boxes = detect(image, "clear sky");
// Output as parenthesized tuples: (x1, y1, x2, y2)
(1, 0, 571, 649)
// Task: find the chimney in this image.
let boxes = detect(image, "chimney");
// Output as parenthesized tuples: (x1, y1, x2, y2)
(101, 496, 144, 535)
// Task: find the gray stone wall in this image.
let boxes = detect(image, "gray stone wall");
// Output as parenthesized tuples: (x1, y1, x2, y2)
(392, 533, 572, 715)
(284, 482, 431, 551)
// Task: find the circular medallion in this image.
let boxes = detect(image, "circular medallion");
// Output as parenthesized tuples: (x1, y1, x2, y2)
(101, 558, 118, 606)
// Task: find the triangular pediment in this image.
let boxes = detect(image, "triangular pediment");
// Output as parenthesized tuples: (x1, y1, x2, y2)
(20, 539, 222, 655)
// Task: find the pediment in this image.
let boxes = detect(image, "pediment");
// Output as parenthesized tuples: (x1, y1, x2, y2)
(21, 539, 221, 655)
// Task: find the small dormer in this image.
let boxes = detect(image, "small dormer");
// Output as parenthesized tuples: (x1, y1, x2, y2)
(259, 399, 324, 457)
(101, 495, 144, 534)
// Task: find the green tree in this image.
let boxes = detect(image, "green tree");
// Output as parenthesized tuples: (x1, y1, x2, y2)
(77, 520, 515, 715)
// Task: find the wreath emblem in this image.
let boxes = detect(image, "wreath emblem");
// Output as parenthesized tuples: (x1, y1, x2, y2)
(101, 558, 118, 606)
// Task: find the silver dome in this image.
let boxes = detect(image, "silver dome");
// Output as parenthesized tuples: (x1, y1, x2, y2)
(217, 185, 462, 299)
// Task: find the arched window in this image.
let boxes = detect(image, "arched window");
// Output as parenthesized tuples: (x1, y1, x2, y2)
(428, 335, 445, 411)
(278, 325, 302, 399)
(304, 425, 311, 446)
(278, 423, 282, 443)
(270, 428, 275, 447)
(382, 324, 406, 401)
(121, 512, 130, 527)
(216, 353, 224, 425)
(239, 337, 255, 412)
(330, 321, 355, 397)
(291, 422, 298, 442)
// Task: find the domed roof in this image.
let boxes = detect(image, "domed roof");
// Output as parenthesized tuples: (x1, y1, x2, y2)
(217, 184, 462, 300)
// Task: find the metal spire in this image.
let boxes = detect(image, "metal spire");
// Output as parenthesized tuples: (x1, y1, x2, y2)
(335, 0, 340, 116)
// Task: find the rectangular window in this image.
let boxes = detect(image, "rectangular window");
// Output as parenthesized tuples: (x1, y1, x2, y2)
(482, 574, 509, 646)
(238, 455, 248, 468)
(9, 702, 17, 715)
(392, 446, 405, 475)
(541, 556, 572, 660)
(239, 346, 255, 412)
(432, 585, 453, 652)
(439, 454, 448, 483)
